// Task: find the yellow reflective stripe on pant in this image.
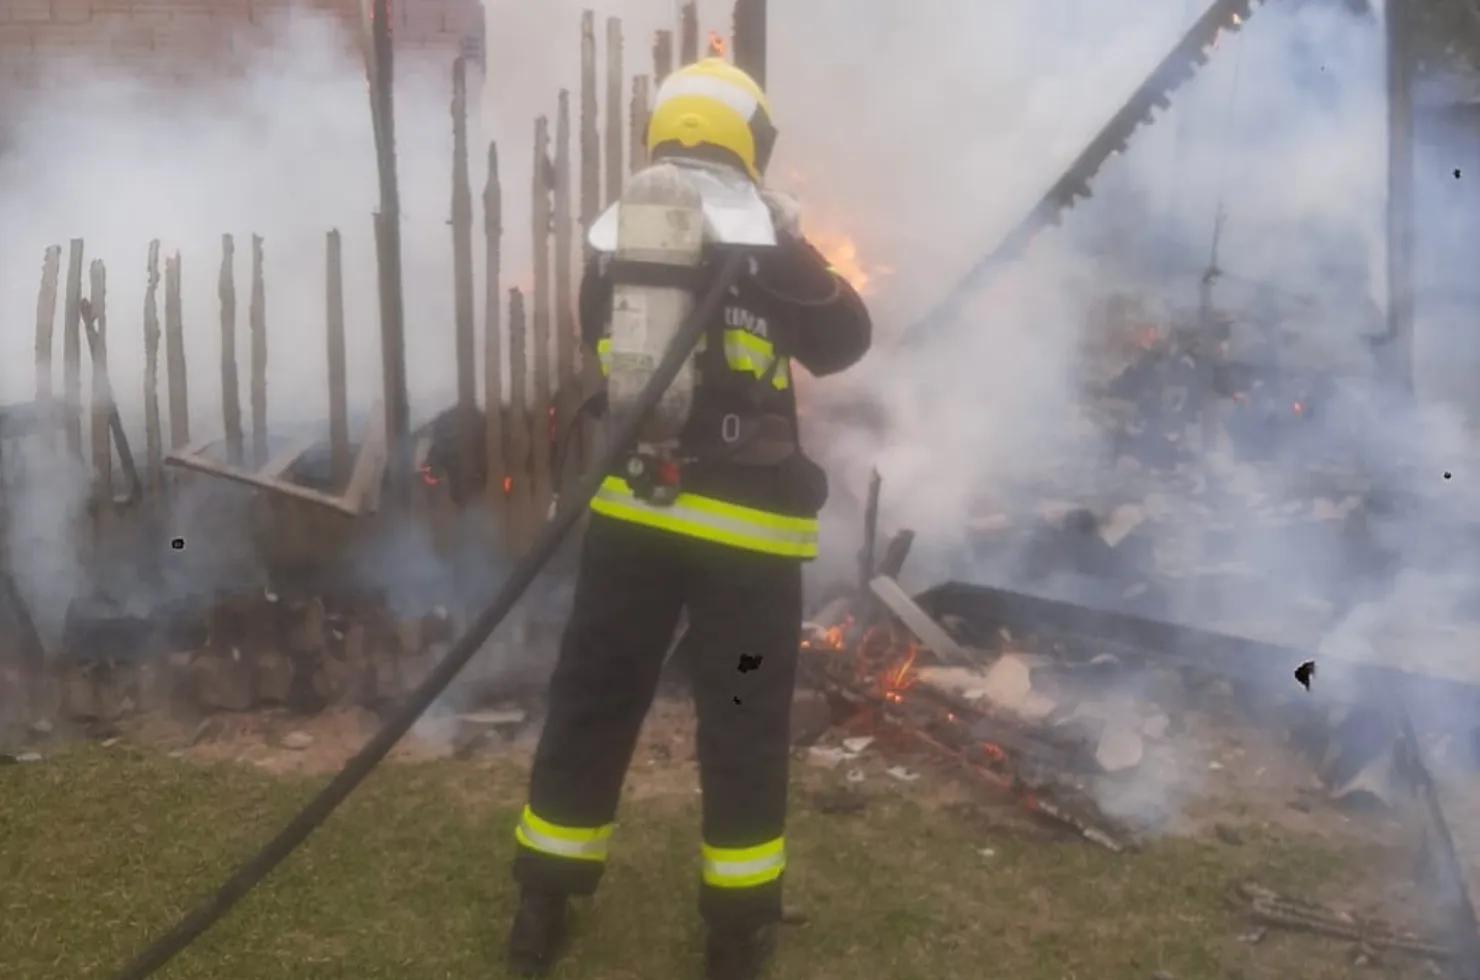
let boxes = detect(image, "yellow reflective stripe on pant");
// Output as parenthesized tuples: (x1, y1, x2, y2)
(722, 329, 789, 390)
(596, 338, 612, 377)
(589, 477, 818, 559)
(514, 805, 614, 862)
(702, 838, 786, 889)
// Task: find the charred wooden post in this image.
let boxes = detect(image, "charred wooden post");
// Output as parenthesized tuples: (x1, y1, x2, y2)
(679, 3, 699, 66)
(62, 238, 84, 460)
(326, 229, 350, 487)
(630, 75, 650, 174)
(34, 245, 60, 409)
(507, 287, 531, 551)
(653, 29, 674, 86)
(164, 252, 189, 450)
(860, 468, 881, 591)
(218, 234, 244, 466)
(369, 0, 410, 508)
(530, 116, 555, 525)
(604, 17, 624, 208)
(142, 240, 164, 492)
(451, 56, 480, 494)
(732, 0, 767, 87)
(1381, 0, 1416, 392)
(249, 234, 268, 468)
(85, 261, 112, 511)
(579, 11, 600, 240)
(553, 89, 578, 485)
(483, 142, 507, 515)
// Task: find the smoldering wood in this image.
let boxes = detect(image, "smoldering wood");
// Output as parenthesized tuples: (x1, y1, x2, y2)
(630, 75, 650, 175)
(218, 233, 244, 466)
(731, 0, 767, 87)
(325, 229, 350, 487)
(249, 234, 268, 469)
(506, 287, 531, 550)
(164, 252, 189, 450)
(530, 116, 554, 523)
(482, 142, 507, 514)
(679, 3, 699, 66)
(34, 245, 60, 408)
(62, 238, 84, 460)
(84, 262, 113, 510)
(604, 17, 624, 209)
(79, 296, 143, 509)
(868, 576, 974, 667)
(142, 240, 164, 492)
(877, 529, 916, 580)
(579, 11, 600, 240)
(553, 89, 578, 484)
(451, 57, 480, 495)
(653, 29, 674, 85)
(368, 0, 410, 509)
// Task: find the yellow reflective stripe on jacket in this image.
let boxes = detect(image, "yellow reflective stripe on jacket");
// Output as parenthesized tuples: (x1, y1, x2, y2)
(514, 805, 614, 862)
(722, 329, 790, 390)
(594, 332, 788, 389)
(589, 477, 818, 559)
(702, 838, 786, 889)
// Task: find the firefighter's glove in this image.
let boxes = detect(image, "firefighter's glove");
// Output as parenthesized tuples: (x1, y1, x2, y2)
(760, 188, 803, 239)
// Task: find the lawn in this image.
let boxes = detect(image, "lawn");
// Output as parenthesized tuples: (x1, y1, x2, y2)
(0, 737, 1435, 980)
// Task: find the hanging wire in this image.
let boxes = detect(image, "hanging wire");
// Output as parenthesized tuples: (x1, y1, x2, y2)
(1205, 18, 1250, 276)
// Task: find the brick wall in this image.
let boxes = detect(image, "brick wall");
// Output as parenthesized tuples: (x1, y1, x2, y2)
(0, 0, 485, 89)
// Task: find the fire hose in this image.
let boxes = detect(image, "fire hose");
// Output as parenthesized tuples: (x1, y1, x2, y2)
(105, 250, 750, 980)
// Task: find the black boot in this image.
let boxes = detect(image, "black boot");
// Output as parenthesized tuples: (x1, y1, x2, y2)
(704, 925, 776, 980)
(506, 889, 569, 977)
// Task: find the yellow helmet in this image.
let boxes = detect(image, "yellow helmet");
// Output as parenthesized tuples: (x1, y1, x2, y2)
(646, 57, 777, 183)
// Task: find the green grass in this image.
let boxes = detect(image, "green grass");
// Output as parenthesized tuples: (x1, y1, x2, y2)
(0, 743, 1430, 980)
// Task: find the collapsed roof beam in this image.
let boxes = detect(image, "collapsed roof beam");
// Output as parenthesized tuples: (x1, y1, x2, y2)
(903, 0, 1266, 350)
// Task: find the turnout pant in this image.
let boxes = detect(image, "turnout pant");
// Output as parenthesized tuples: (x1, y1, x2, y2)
(512, 514, 803, 933)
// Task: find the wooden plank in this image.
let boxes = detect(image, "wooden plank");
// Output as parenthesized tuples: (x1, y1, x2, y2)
(868, 575, 974, 666)
(34, 245, 60, 409)
(80, 300, 142, 508)
(482, 142, 506, 516)
(164, 252, 190, 450)
(860, 468, 881, 592)
(326, 229, 350, 487)
(451, 56, 480, 498)
(142, 240, 164, 493)
(530, 116, 554, 525)
(553, 88, 577, 489)
(257, 435, 317, 482)
(218, 233, 244, 466)
(579, 11, 600, 239)
(653, 29, 674, 86)
(630, 75, 650, 175)
(62, 238, 84, 460)
(506, 287, 530, 552)
(163, 451, 366, 518)
(249, 234, 268, 468)
(604, 17, 624, 209)
(86, 260, 112, 510)
(679, 2, 699, 66)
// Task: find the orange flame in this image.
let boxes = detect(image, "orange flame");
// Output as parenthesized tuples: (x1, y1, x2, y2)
(805, 227, 890, 297)
(707, 30, 726, 57)
(502, 476, 513, 493)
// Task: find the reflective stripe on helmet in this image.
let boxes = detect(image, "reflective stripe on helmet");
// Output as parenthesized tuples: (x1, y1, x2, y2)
(589, 477, 817, 559)
(701, 838, 786, 889)
(647, 57, 774, 181)
(513, 805, 614, 863)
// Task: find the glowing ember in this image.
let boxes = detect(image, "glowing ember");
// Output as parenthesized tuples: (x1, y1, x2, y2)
(502, 475, 513, 493)
(801, 616, 852, 651)
(1291, 401, 1304, 417)
(418, 465, 439, 487)
(707, 30, 726, 57)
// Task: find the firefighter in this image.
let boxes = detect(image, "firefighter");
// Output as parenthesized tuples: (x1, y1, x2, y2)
(504, 57, 872, 980)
